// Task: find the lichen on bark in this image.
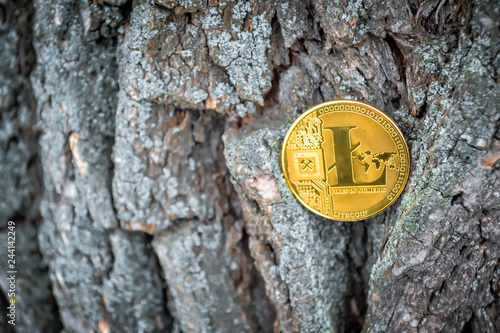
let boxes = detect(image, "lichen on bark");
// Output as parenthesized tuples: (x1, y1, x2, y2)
(1, 0, 499, 332)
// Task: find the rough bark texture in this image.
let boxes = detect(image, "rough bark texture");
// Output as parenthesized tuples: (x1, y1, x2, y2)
(1, 0, 499, 332)
(0, 0, 61, 332)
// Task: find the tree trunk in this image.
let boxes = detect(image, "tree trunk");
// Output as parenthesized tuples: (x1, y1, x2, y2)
(1, 0, 499, 332)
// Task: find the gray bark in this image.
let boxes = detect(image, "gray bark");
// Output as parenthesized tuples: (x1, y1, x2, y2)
(0, 0, 61, 332)
(0, 0, 499, 332)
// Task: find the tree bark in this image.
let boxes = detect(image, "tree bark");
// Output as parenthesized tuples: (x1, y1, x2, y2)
(1, 0, 499, 332)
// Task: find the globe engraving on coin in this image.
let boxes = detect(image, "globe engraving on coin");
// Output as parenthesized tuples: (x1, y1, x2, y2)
(281, 100, 410, 221)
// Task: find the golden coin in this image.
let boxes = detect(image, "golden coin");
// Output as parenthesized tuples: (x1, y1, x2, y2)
(281, 100, 410, 221)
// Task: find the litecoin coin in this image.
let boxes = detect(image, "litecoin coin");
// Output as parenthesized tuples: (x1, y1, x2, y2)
(281, 100, 410, 221)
